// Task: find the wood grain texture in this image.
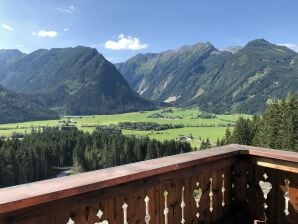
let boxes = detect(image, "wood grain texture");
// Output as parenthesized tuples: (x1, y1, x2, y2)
(0, 144, 297, 224)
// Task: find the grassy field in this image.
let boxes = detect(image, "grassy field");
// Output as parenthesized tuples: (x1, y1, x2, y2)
(0, 108, 251, 148)
(122, 127, 228, 148)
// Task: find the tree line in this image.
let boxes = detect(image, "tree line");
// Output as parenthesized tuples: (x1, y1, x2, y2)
(116, 122, 184, 131)
(0, 129, 191, 187)
(216, 94, 298, 152)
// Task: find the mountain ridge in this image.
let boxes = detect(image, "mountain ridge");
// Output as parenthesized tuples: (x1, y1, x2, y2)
(0, 46, 157, 116)
(1, 39, 297, 118)
(117, 39, 298, 113)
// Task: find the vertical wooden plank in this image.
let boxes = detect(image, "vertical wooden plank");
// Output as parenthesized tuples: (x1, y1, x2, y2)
(218, 166, 232, 221)
(217, 168, 226, 222)
(234, 160, 249, 222)
(265, 168, 277, 224)
(159, 182, 166, 224)
(97, 200, 106, 222)
(134, 188, 146, 223)
(253, 165, 266, 222)
(246, 161, 255, 222)
(165, 180, 175, 224)
(274, 170, 285, 224)
(153, 184, 161, 224)
(0, 215, 5, 224)
(126, 191, 135, 223)
(105, 198, 115, 223)
(147, 187, 156, 224)
(71, 207, 87, 224)
(198, 172, 207, 223)
(285, 172, 297, 224)
(211, 169, 219, 223)
(174, 180, 182, 224)
(181, 176, 191, 224)
(85, 203, 99, 224)
(100, 199, 108, 222)
(187, 173, 197, 223)
(116, 195, 125, 224)
(221, 167, 230, 221)
(205, 170, 214, 224)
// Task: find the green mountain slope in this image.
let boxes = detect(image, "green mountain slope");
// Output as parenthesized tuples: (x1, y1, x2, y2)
(196, 39, 298, 113)
(116, 42, 226, 101)
(117, 39, 298, 113)
(0, 85, 58, 124)
(0, 46, 156, 115)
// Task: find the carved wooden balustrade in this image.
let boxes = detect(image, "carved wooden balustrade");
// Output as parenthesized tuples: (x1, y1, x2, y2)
(0, 144, 297, 224)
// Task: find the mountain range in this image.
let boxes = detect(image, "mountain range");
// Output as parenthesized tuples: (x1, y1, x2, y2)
(0, 47, 156, 123)
(117, 39, 298, 113)
(0, 39, 297, 123)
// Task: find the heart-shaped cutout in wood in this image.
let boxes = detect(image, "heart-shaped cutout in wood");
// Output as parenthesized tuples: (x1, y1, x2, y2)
(259, 180, 272, 199)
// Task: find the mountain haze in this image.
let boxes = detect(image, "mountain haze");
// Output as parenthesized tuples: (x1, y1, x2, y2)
(0, 46, 156, 115)
(117, 39, 298, 113)
(0, 49, 25, 69)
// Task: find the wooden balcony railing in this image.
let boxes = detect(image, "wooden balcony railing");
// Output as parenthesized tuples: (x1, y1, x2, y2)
(0, 144, 297, 224)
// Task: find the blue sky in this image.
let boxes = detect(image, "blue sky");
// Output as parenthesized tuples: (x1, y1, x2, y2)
(1, 0, 298, 62)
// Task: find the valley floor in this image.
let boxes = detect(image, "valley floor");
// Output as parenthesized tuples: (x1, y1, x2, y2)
(0, 108, 251, 148)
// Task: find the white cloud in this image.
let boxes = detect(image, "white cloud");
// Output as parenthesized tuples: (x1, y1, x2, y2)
(32, 30, 58, 38)
(57, 6, 76, 14)
(63, 28, 70, 32)
(105, 34, 148, 50)
(1, 24, 13, 32)
(278, 43, 298, 52)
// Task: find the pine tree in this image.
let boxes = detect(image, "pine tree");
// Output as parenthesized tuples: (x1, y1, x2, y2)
(225, 128, 232, 144)
(200, 140, 206, 150)
(205, 138, 212, 149)
(232, 117, 255, 145)
(0, 128, 192, 187)
(216, 138, 221, 146)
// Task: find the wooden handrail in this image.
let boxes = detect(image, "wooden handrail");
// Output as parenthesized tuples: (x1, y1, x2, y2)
(0, 144, 242, 214)
(243, 145, 298, 163)
(0, 144, 297, 223)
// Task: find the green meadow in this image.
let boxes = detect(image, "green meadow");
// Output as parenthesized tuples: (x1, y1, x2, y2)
(0, 108, 251, 148)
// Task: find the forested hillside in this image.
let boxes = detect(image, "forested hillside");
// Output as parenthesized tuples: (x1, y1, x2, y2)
(218, 94, 298, 152)
(0, 129, 191, 187)
(0, 46, 156, 115)
(117, 39, 298, 113)
(0, 85, 58, 123)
